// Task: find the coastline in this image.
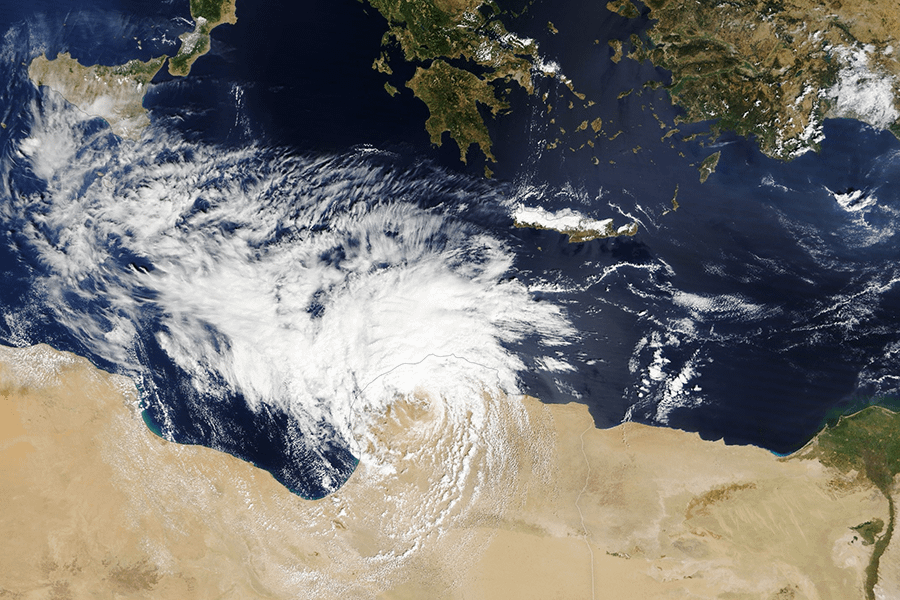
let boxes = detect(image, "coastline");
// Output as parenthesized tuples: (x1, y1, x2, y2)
(167, 0, 237, 76)
(0, 342, 892, 598)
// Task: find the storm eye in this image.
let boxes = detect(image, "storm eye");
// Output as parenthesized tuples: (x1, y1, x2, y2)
(319, 246, 346, 267)
(192, 197, 211, 213)
(306, 290, 327, 319)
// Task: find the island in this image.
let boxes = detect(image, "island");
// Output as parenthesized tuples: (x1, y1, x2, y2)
(608, 0, 900, 160)
(698, 150, 720, 183)
(2, 342, 898, 598)
(513, 204, 639, 242)
(27, 0, 236, 140)
(27, 53, 166, 140)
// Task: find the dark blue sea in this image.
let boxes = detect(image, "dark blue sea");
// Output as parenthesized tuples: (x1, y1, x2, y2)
(2, 0, 900, 499)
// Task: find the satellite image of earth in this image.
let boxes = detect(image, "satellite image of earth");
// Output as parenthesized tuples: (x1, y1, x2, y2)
(4, 0, 900, 597)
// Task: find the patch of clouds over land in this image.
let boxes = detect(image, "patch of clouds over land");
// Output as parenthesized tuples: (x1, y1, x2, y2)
(827, 44, 900, 129)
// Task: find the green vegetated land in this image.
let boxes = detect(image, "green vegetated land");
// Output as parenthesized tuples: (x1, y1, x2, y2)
(363, 0, 540, 164)
(816, 407, 900, 493)
(94, 56, 168, 82)
(807, 406, 900, 600)
(169, 0, 236, 76)
(168, 23, 212, 76)
(407, 59, 507, 163)
(607, 0, 900, 160)
(190, 0, 226, 23)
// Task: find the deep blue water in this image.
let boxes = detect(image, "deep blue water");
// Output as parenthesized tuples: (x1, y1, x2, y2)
(2, 0, 900, 499)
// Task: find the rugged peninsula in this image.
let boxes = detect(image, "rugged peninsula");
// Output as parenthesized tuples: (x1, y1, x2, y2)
(608, 0, 900, 159)
(1, 342, 897, 598)
(363, 0, 550, 164)
(168, 0, 237, 76)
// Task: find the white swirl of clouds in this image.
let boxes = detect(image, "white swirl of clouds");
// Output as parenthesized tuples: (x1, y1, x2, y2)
(9, 90, 576, 501)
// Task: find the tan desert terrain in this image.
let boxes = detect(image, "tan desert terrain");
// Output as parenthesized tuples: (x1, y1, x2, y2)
(0, 343, 890, 599)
